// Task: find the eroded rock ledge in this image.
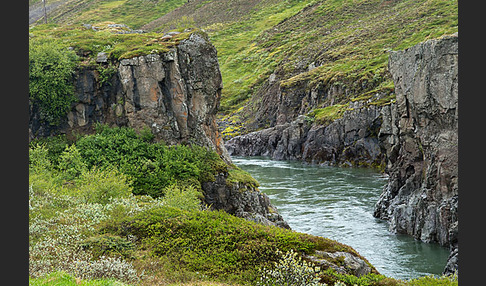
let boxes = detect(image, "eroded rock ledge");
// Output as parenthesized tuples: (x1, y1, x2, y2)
(225, 102, 384, 168)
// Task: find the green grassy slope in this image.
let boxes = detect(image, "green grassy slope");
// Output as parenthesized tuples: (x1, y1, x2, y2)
(133, 0, 458, 135)
(209, 0, 458, 118)
(32, 0, 189, 29)
(31, 0, 458, 120)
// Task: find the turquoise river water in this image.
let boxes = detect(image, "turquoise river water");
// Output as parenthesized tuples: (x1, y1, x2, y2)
(232, 156, 450, 281)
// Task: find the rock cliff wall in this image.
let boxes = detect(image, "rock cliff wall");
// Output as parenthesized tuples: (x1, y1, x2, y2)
(373, 33, 458, 275)
(29, 31, 287, 229)
(30, 31, 229, 163)
(225, 101, 384, 168)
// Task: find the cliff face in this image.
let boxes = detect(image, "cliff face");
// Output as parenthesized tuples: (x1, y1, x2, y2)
(225, 102, 384, 168)
(30, 32, 229, 162)
(29, 31, 288, 229)
(373, 33, 458, 275)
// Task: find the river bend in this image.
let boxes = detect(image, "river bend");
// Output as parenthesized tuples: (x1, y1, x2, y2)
(232, 156, 449, 280)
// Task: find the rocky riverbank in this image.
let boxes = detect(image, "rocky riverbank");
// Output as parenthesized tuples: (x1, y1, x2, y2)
(225, 33, 459, 275)
(225, 102, 385, 168)
(373, 33, 458, 275)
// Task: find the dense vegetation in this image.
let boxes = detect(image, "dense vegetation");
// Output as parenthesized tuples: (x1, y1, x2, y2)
(29, 38, 78, 125)
(29, 126, 458, 285)
(30, 124, 229, 197)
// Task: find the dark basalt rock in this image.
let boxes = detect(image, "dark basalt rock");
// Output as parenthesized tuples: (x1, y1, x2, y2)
(373, 33, 458, 275)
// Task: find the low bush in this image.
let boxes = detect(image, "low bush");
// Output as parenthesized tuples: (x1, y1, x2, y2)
(161, 184, 203, 211)
(29, 38, 78, 125)
(405, 273, 458, 286)
(257, 249, 321, 286)
(75, 166, 133, 204)
(57, 144, 87, 180)
(74, 125, 228, 197)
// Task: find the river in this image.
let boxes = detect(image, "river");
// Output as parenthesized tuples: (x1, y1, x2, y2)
(232, 156, 450, 281)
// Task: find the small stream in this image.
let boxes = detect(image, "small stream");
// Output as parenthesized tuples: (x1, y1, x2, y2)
(232, 156, 450, 281)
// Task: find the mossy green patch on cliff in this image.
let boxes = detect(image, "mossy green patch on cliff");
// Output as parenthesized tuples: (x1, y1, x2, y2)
(308, 103, 350, 125)
(29, 22, 193, 62)
(226, 166, 260, 189)
(40, 0, 189, 30)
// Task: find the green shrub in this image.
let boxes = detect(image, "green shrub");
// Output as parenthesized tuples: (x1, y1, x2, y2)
(257, 249, 322, 286)
(75, 125, 227, 197)
(58, 144, 87, 180)
(79, 234, 135, 260)
(161, 184, 203, 211)
(75, 166, 133, 204)
(29, 134, 70, 166)
(29, 143, 52, 172)
(29, 38, 78, 125)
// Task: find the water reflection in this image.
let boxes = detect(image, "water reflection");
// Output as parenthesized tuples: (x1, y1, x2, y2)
(232, 156, 450, 280)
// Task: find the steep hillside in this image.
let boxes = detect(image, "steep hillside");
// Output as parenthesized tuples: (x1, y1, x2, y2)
(30, 0, 458, 132)
(132, 0, 458, 138)
(29, 0, 189, 29)
(210, 0, 457, 134)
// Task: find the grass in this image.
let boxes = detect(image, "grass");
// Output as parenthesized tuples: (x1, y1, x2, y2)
(308, 103, 350, 125)
(44, 0, 189, 30)
(29, 21, 194, 62)
(208, 0, 457, 126)
(208, 0, 317, 112)
(29, 271, 131, 285)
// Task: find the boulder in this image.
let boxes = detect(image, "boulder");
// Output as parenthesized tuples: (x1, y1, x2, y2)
(202, 173, 290, 229)
(305, 250, 372, 277)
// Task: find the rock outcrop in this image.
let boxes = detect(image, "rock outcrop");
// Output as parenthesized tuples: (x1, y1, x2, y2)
(225, 101, 385, 168)
(202, 173, 290, 229)
(29, 30, 287, 228)
(305, 250, 372, 277)
(373, 33, 458, 275)
(30, 31, 229, 163)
